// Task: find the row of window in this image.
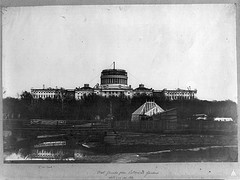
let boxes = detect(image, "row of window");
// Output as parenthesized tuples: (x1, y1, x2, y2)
(167, 96, 194, 100)
(34, 95, 56, 98)
(33, 94, 195, 100)
(76, 92, 92, 95)
(76, 91, 124, 98)
(166, 92, 194, 95)
(32, 90, 195, 100)
(101, 78, 127, 85)
(75, 91, 130, 95)
(135, 92, 153, 95)
(32, 91, 56, 94)
(167, 94, 195, 97)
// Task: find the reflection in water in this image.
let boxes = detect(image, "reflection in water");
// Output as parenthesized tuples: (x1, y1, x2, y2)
(5, 153, 25, 161)
(4, 145, 238, 163)
(3, 127, 238, 163)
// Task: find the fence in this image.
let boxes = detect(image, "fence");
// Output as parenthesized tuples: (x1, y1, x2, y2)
(112, 120, 178, 133)
(112, 120, 237, 134)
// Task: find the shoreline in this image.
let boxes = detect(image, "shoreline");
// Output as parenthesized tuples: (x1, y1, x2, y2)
(4, 145, 238, 163)
(3, 132, 238, 163)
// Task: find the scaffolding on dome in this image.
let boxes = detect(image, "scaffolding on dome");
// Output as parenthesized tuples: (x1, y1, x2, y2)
(131, 101, 165, 122)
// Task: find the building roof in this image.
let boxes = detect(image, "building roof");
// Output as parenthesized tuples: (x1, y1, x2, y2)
(75, 87, 93, 91)
(31, 88, 64, 91)
(153, 90, 163, 93)
(163, 88, 197, 92)
(132, 101, 164, 116)
(81, 86, 93, 90)
(101, 69, 127, 76)
(134, 87, 152, 91)
(134, 84, 152, 91)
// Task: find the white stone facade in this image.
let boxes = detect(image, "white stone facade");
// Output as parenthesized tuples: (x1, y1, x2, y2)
(31, 68, 197, 100)
(162, 88, 197, 100)
(31, 88, 59, 99)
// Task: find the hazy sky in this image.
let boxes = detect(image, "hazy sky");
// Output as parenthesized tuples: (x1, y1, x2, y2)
(2, 4, 237, 102)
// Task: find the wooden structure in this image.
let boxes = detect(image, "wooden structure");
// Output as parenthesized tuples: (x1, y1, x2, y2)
(131, 101, 164, 122)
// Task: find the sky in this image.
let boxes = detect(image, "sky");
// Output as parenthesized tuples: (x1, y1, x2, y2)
(2, 4, 237, 102)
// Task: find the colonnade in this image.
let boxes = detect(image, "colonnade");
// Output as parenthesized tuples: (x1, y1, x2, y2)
(101, 78, 127, 85)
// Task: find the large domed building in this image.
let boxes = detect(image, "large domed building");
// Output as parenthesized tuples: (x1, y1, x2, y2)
(31, 62, 197, 100)
(101, 69, 128, 86)
(94, 62, 133, 98)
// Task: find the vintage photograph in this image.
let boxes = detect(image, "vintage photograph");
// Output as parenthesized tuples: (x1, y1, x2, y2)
(2, 4, 238, 163)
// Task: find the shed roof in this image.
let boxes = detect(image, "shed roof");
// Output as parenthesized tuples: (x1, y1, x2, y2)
(132, 101, 164, 116)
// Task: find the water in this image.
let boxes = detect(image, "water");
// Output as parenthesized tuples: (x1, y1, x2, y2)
(4, 145, 237, 163)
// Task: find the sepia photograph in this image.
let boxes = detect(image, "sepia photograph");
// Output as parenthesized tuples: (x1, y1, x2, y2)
(2, 3, 238, 167)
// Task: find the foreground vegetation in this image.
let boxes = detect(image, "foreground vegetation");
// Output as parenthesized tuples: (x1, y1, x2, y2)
(3, 91, 238, 122)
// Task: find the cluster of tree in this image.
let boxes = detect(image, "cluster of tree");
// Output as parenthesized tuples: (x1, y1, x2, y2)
(3, 91, 238, 122)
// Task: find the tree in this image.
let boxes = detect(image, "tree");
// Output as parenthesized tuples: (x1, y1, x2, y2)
(20, 91, 33, 105)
